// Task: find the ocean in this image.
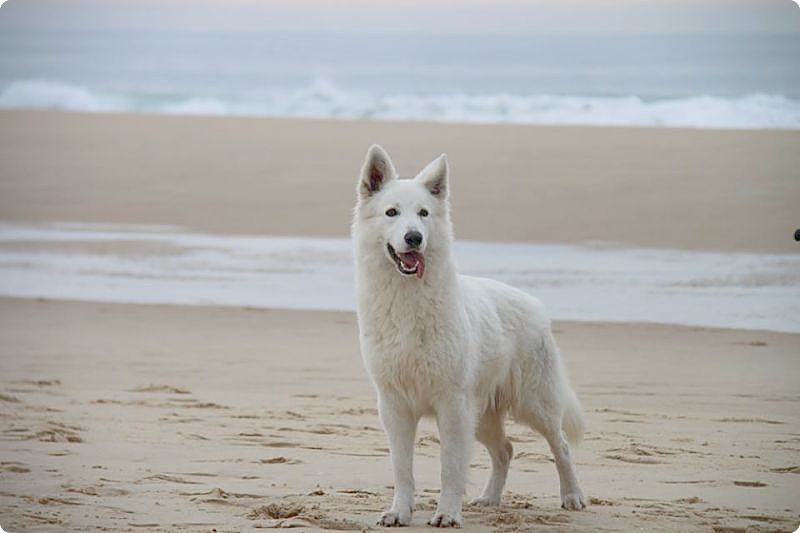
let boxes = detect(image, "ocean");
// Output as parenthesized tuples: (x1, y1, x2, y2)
(1, 28, 800, 129)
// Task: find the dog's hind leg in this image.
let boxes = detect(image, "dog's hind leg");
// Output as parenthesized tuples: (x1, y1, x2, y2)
(537, 416, 586, 510)
(377, 394, 418, 526)
(517, 333, 586, 510)
(520, 390, 586, 510)
(469, 409, 512, 507)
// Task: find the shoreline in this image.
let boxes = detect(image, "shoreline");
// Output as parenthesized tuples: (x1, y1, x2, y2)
(7, 107, 800, 133)
(1, 221, 797, 333)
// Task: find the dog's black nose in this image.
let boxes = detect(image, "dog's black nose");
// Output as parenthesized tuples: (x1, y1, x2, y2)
(404, 230, 423, 249)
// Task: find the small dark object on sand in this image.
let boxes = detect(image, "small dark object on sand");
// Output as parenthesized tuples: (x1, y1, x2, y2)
(795, 229, 800, 241)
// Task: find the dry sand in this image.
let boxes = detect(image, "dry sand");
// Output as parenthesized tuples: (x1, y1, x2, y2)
(0, 299, 798, 532)
(0, 111, 799, 531)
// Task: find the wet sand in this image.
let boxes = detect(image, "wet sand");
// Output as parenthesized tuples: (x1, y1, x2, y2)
(1, 110, 798, 253)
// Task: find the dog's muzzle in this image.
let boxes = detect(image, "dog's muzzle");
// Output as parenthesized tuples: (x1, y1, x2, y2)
(387, 243, 425, 279)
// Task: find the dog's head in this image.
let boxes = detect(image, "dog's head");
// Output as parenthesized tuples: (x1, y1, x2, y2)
(354, 144, 451, 280)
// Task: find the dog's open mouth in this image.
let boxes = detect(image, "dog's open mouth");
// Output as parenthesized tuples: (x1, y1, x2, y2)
(387, 244, 425, 279)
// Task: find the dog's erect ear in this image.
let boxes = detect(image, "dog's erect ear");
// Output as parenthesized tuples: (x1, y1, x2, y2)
(415, 154, 448, 199)
(359, 144, 397, 199)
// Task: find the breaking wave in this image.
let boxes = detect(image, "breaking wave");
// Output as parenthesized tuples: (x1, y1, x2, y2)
(2, 79, 799, 130)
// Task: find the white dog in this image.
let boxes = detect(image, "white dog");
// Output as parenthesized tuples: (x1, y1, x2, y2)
(352, 145, 586, 528)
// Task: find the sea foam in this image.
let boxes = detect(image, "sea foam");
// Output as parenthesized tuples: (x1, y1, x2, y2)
(1, 79, 799, 130)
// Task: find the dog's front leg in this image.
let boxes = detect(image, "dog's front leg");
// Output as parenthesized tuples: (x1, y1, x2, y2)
(377, 394, 418, 526)
(430, 395, 474, 528)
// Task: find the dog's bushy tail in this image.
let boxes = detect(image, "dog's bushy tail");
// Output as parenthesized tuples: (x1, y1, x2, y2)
(562, 386, 585, 446)
(547, 332, 586, 446)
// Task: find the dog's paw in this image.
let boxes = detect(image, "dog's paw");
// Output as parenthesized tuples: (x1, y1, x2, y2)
(427, 512, 462, 528)
(377, 510, 411, 527)
(467, 495, 500, 507)
(560, 489, 587, 511)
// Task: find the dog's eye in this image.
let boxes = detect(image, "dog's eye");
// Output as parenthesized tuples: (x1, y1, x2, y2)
(418, 209, 429, 217)
(385, 208, 398, 217)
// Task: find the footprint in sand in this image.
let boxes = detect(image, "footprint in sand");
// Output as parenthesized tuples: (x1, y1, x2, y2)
(246, 500, 365, 530)
(276, 425, 343, 436)
(7, 379, 62, 396)
(6, 421, 84, 443)
(265, 410, 307, 420)
(181, 487, 263, 505)
(604, 443, 709, 464)
(589, 497, 619, 506)
(514, 451, 554, 463)
(340, 407, 378, 416)
(37, 496, 82, 506)
(130, 384, 190, 394)
(139, 473, 202, 485)
(66, 484, 130, 497)
(262, 441, 298, 448)
(733, 480, 767, 487)
(603, 444, 672, 464)
(594, 407, 647, 417)
(660, 479, 715, 485)
(769, 465, 800, 474)
(164, 397, 228, 409)
(715, 417, 784, 425)
(260, 456, 301, 465)
(36, 427, 83, 443)
(17, 379, 61, 387)
(338, 489, 379, 499)
(247, 502, 304, 519)
(417, 434, 440, 446)
(1, 461, 30, 473)
(672, 496, 704, 504)
(732, 340, 768, 347)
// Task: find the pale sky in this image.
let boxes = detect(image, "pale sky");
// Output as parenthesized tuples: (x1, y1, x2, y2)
(1, 0, 799, 34)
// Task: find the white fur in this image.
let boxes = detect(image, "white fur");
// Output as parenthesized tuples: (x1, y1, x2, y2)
(352, 145, 586, 528)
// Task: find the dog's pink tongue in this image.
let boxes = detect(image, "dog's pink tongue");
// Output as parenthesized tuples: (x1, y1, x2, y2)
(398, 251, 425, 279)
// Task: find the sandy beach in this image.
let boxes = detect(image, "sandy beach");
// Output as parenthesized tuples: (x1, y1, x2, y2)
(0, 300, 798, 532)
(1, 111, 799, 532)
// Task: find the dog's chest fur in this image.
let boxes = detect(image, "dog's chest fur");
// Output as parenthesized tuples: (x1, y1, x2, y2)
(357, 265, 469, 404)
